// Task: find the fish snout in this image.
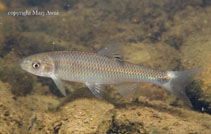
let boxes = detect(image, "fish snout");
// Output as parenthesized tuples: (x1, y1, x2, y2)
(19, 58, 30, 70)
(18, 58, 23, 65)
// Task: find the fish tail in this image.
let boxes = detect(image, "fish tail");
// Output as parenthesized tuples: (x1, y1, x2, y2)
(163, 68, 202, 107)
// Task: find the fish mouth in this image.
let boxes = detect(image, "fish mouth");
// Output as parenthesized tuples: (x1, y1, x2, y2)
(18, 58, 24, 69)
(18, 58, 23, 65)
(19, 58, 29, 70)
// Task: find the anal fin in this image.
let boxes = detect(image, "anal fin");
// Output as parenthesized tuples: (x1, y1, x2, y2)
(116, 83, 137, 98)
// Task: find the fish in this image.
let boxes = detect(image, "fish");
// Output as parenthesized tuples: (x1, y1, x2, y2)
(19, 46, 201, 106)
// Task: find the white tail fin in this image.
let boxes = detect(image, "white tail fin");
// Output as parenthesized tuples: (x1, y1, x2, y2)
(163, 69, 202, 107)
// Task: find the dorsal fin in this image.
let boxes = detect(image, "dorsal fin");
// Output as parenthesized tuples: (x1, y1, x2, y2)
(97, 44, 123, 59)
(97, 44, 124, 63)
(112, 53, 122, 61)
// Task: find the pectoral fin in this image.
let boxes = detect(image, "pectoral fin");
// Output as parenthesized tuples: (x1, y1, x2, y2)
(116, 83, 137, 98)
(51, 76, 67, 96)
(85, 82, 105, 99)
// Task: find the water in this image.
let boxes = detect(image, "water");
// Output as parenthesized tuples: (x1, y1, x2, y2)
(0, 0, 211, 134)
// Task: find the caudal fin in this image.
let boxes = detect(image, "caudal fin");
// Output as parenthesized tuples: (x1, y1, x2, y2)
(163, 68, 202, 107)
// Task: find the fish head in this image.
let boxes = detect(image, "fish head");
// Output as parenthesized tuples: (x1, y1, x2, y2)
(19, 53, 55, 77)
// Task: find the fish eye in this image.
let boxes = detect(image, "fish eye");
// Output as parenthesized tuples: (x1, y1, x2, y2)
(32, 62, 40, 69)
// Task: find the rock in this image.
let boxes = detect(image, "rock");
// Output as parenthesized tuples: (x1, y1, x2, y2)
(30, 99, 114, 134)
(114, 97, 211, 134)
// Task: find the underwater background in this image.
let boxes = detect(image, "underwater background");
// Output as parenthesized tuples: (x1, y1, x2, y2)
(0, 0, 211, 133)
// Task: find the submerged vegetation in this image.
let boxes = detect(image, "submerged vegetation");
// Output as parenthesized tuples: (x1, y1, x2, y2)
(0, 0, 211, 133)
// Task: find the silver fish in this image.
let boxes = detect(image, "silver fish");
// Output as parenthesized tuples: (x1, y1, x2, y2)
(19, 46, 200, 106)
